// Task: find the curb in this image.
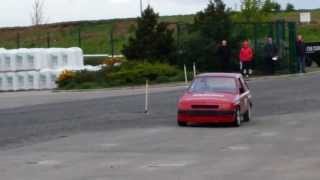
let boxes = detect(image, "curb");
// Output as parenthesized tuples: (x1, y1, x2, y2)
(249, 69, 320, 81)
(52, 82, 188, 93)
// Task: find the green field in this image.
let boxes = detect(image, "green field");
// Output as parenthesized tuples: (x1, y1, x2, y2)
(0, 11, 320, 55)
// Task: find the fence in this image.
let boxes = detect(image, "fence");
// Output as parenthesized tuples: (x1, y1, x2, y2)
(0, 20, 298, 73)
(176, 20, 298, 74)
(0, 21, 134, 56)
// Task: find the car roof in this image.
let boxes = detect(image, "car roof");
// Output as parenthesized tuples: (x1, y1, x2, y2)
(195, 73, 243, 79)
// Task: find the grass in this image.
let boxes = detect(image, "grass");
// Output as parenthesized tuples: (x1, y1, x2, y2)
(1, 11, 320, 54)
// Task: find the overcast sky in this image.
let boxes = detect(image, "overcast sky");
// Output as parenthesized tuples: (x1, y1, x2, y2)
(0, 0, 318, 27)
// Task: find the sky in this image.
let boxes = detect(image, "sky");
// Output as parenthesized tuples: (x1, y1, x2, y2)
(0, 0, 319, 27)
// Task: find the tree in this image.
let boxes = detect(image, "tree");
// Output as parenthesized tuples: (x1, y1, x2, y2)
(262, 0, 281, 12)
(274, 3, 281, 12)
(240, 0, 265, 22)
(193, 0, 232, 39)
(180, 0, 233, 71)
(31, 0, 46, 26)
(286, 3, 295, 12)
(122, 6, 176, 62)
(262, 0, 274, 12)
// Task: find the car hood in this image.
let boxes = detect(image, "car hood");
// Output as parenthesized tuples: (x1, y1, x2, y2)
(179, 92, 238, 104)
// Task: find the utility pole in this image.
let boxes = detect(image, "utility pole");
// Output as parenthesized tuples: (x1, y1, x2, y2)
(140, 0, 143, 16)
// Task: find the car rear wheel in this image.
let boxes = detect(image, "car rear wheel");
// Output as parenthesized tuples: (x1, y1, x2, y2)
(178, 121, 187, 127)
(244, 105, 252, 122)
(234, 108, 241, 127)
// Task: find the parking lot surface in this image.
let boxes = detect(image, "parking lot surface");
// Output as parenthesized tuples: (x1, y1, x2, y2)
(1, 74, 320, 180)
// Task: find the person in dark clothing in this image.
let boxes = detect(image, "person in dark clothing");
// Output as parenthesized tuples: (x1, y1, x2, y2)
(217, 40, 231, 72)
(296, 35, 306, 73)
(264, 37, 278, 75)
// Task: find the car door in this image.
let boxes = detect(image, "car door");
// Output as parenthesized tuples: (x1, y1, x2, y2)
(238, 78, 250, 114)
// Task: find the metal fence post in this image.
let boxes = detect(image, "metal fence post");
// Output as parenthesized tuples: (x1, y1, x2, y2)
(281, 20, 286, 41)
(78, 27, 82, 48)
(288, 22, 297, 73)
(16, 33, 20, 49)
(47, 32, 51, 48)
(176, 23, 181, 66)
(275, 20, 282, 47)
(253, 23, 258, 51)
(110, 26, 115, 58)
(269, 22, 274, 39)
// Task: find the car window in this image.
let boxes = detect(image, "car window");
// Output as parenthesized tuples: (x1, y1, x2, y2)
(238, 78, 248, 94)
(189, 77, 237, 94)
(239, 78, 249, 91)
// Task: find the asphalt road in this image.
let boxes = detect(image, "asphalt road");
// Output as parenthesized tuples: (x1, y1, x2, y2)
(1, 73, 320, 180)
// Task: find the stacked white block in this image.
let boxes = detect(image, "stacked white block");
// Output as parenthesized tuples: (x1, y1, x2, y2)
(26, 49, 44, 70)
(2, 50, 17, 72)
(0, 73, 4, 91)
(0, 47, 84, 91)
(26, 71, 40, 90)
(4, 72, 18, 91)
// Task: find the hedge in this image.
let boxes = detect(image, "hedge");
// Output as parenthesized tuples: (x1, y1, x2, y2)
(57, 62, 188, 89)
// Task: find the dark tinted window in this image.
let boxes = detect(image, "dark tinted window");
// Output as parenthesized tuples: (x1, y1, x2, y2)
(189, 77, 237, 94)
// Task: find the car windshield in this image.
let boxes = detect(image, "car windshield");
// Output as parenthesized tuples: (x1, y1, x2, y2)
(189, 76, 237, 94)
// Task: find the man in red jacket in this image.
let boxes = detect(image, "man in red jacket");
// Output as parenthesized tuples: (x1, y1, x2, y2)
(239, 40, 254, 78)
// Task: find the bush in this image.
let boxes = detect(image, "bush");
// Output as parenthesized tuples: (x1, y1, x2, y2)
(155, 76, 170, 83)
(78, 82, 99, 89)
(57, 62, 184, 89)
(169, 73, 185, 82)
(56, 70, 76, 88)
(73, 70, 98, 84)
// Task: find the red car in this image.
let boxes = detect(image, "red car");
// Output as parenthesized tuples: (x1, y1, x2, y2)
(177, 73, 252, 127)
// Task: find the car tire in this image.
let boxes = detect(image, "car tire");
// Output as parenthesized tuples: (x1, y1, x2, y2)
(178, 121, 187, 127)
(244, 105, 252, 122)
(234, 108, 242, 127)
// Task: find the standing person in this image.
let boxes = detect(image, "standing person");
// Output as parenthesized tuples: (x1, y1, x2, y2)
(296, 35, 306, 73)
(264, 37, 278, 75)
(217, 40, 231, 72)
(239, 40, 254, 78)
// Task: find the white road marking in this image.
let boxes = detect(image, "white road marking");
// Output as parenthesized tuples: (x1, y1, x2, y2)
(225, 145, 250, 151)
(33, 160, 61, 166)
(143, 161, 191, 170)
(99, 143, 118, 148)
(257, 132, 279, 137)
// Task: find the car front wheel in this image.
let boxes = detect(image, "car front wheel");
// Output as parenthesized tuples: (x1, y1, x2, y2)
(178, 121, 187, 127)
(244, 105, 252, 122)
(234, 108, 241, 127)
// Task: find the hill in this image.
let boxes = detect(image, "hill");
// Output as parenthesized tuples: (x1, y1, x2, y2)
(0, 15, 194, 55)
(0, 11, 320, 55)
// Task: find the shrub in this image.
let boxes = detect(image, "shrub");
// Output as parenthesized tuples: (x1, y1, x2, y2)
(56, 62, 184, 89)
(78, 82, 99, 89)
(169, 73, 185, 82)
(155, 76, 170, 83)
(56, 70, 75, 88)
(73, 70, 98, 84)
(105, 62, 181, 83)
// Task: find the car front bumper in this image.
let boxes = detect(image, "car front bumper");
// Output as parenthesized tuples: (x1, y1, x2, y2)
(177, 110, 235, 124)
